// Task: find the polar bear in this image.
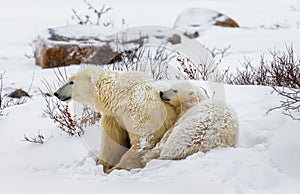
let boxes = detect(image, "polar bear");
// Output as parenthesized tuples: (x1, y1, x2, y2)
(54, 67, 178, 173)
(159, 81, 208, 116)
(144, 82, 239, 162)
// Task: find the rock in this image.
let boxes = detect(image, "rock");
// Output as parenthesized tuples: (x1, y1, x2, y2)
(34, 42, 93, 68)
(168, 34, 181, 45)
(184, 31, 199, 39)
(34, 26, 120, 68)
(174, 8, 239, 38)
(214, 17, 239, 28)
(8, 89, 30, 99)
(33, 25, 213, 71)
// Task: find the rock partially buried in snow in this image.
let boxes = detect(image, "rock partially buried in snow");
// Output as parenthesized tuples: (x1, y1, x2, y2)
(174, 8, 239, 38)
(34, 25, 211, 68)
(34, 25, 124, 68)
(8, 89, 31, 99)
(168, 34, 181, 45)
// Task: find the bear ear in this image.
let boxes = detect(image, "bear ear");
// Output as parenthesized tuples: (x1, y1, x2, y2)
(68, 75, 76, 81)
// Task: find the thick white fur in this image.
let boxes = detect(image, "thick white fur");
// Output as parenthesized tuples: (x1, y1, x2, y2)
(144, 82, 239, 162)
(55, 67, 178, 172)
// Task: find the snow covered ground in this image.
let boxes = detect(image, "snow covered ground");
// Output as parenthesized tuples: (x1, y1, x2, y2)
(1, 0, 300, 193)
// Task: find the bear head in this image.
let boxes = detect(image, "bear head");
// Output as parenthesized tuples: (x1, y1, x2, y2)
(54, 68, 100, 106)
(159, 82, 207, 114)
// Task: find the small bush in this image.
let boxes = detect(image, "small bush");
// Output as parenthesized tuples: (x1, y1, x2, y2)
(226, 46, 300, 88)
(207, 45, 231, 60)
(268, 87, 300, 120)
(71, 0, 112, 26)
(176, 52, 221, 81)
(225, 56, 271, 85)
(107, 43, 175, 80)
(23, 133, 45, 144)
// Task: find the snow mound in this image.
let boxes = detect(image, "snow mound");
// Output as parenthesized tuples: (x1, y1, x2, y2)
(174, 8, 239, 36)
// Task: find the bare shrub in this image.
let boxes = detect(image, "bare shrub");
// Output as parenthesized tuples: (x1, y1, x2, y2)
(176, 53, 219, 81)
(207, 45, 231, 60)
(107, 43, 175, 80)
(23, 133, 45, 144)
(45, 98, 85, 136)
(268, 87, 300, 120)
(268, 47, 300, 88)
(225, 56, 271, 85)
(267, 47, 300, 120)
(219, 46, 300, 88)
(80, 105, 102, 127)
(41, 68, 101, 136)
(71, 0, 112, 26)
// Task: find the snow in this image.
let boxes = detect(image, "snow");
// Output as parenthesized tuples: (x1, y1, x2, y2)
(37, 25, 119, 43)
(1, 0, 300, 193)
(174, 8, 236, 33)
(270, 126, 300, 180)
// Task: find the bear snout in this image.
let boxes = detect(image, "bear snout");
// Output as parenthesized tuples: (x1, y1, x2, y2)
(160, 91, 170, 101)
(53, 91, 71, 101)
(159, 91, 163, 98)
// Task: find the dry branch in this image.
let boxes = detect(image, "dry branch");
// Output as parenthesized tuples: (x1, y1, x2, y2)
(71, 1, 112, 26)
(23, 133, 45, 144)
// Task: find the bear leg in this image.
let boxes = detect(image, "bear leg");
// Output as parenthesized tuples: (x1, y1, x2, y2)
(97, 115, 130, 173)
(142, 148, 161, 164)
(108, 148, 149, 172)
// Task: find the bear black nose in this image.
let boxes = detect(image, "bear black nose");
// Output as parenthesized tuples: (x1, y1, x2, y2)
(159, 91, 163, 98)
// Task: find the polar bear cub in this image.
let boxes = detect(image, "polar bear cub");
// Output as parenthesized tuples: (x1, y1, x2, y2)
(144, 81, 239, 161)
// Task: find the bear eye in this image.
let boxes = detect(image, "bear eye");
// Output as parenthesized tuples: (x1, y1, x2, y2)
(173, 89, 178, 93)
(69, 81, 74, 85)
(189, 92, 194, 95)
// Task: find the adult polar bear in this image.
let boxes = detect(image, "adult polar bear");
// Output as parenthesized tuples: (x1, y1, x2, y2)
(54, 67, 177, 173)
